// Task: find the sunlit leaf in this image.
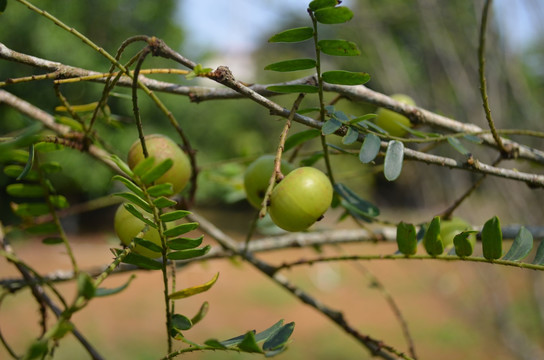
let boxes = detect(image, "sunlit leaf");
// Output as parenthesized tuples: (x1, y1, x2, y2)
(423, 216, 443, 256)
(502, 226, 532, 261)
(314, 6, 353, 24)
(266, 85, 319, 93)
(284, 129, 321, 151)
(318, 40, 360, 56)
(147, 183, 174, 197)
(383, 140, 404, 181)
(309, 0, 338, 11)
(110, 155, 134, 177)
(169, 272, 219, 300)
(359, 133, 381, 164)
(132, 156, 155, 177)
(268, 27, 313, 42)
(482, 216, 502, 260)
(140, 159, 173, 185)
(264, 59, 316, 72)
(396, 222, 417, 255)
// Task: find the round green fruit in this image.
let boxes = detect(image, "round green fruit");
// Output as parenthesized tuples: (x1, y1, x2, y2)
(128, 134, 191, 194)
(269, 167, 333, 232)
(114, 204, 162, 258)
(243, 155, 295, 209)
(374, 94, 415, 138)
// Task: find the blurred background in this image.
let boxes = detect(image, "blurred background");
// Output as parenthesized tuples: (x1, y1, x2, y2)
(1, 0, 544, 359)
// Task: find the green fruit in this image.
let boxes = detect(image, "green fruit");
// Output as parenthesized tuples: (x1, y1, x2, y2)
(269, 167, 333, 232)
(128, 134, 191, 194)
(374, 94, 415, 137)
(243, 155, 295, 209)
(114, 204, 162, 258)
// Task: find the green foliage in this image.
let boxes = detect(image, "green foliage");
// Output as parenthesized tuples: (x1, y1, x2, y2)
(396, 222, 417, 255)
(383, 140, 404, 181)
(482, 216, 502, 260)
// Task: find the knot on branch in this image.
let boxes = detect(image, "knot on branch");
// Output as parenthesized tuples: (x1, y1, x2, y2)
(211, 66, 235, 84)
(500, 142, 519, 160)
(146, 36, 166, 57)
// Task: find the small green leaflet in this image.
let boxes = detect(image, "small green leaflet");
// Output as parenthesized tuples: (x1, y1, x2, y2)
(533, 240, 544, 265)
(132, 156, 155, 177)
(318, 40, 360, 56)
(26, 222, 58, 235)
(502, 226, 532, 261)
(163, 222, 199, 237)
(322, 71, 370, 85)
(423, 217, 444, 256)
(334, 183, 379, 220)
(114, 192, 152, 213)
(262, 322, 295, 352)
(482, 216, 502, 260)
(167, 235, 204, 250)
(140, 159, 173, 185)
(453, 231, 476, 257)
(171, 313, 193, 333)
(191, 301, 209, 326)
(342, 127, 359, 145)
(0, 0, 8, 13)
(447, 137, 470, 156)
(147, 183, 174, 197)
(167, 245, 211, 260)
(120, 251, 162, 270)
(264, 59, 316, 72)
(4, 165, 39, 181)
(16, 144, 35, 180)
(110, 155, 133, 177)
(160, 210, 191, 222)
(169, 272, 219, 300)
(268, 27, 313, 43)
(96, 274, 136, 297)
(134, 238, 162, 253)
(314, 6, 353, 24)
(359, 133, 381, 164)
(77, 272, 96, 300)
(321, 118, 343, 135)
(123, 203, 157, 229)
(383, 140, 404, 181)
(309, 0, 339, 11)
(13, 203, 50, 217)
(6, 184, 45, 198)
(237, 331, 263, 353)
(266, 85, 319, 93)
(396, 222, 417, 255)
(153, 196, 177, 208)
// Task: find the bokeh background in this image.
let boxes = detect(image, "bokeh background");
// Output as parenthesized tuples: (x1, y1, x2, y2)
(1, 0, 544, 359)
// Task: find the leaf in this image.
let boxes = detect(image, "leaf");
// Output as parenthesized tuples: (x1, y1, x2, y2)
(132, 156, 156, 177)
(42, 237, 64, 245)
(167, 235, 204, 250)
(383, 140, 404, 181)
(121, 251, 162, 270)
(204, 339, 227, 349)
(123, 203, 157, 229)
(453, 231, 477, 257)
(502, 226, 532, 261)
(263, 322, 295, 351)
(236, 331, 263, 353)
(533, 240, 544, 265)
(264, 59, 316, 72)
(95, 274, 136, 297)
(163, 222, 199, 238)
(447, 137, 470, 156)
(268, 27, 313, 42)
(169, 272, 219, 300)
(140, 158, 173, 185)
(113, 175, 146, 198)
(110, 155, 133, 177)
(191, 301, 209, 326)
(342, 127, 359, 145)
(396, 222, 417, 255)
(359, 133, 381, 164)
(6, 184, 45, 198)
(4, 165, 39, 181)
(266, 85, 319, 93)
(255, 320, 284, 342)
(153, 196, 177, 208)
(348, 113, 377, 124)
(16, 144, 35, 180)
(147, 183, 174, 197)
(77, 272, 96, 300)
(300, 152, 323, 166)
(113, 192, 152, 213)
(318, 39, 360, 56)
(0, 122, 42, 151)
(134, 237, 162, 253)
(49, 195, 69, 209)
(0, 149, 29, 163)
(12, 203, 50, 217)
(167, 245, 211, 260)
(55, 116, 84, 131)
(423, 216, 444, 256)
(482, 216, 502, 260)
(284, 129, 321, 151)
(309, 0, 338, 11)
(220, 331, 254, 348)
(160, 210, 191, 223)
(321, 118, 343, 135)
(39, 161, 62, 174)
(334, 183, 380, 220)
(24, 339, 48, 360)
(0, 0, 7, 13)
(25, 222, 58, 235)
(314, 6, 353, 24)
(171, 313, 193, 333)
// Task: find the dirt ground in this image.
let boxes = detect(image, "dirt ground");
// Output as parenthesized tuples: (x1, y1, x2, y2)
(1, 209, 543, 359)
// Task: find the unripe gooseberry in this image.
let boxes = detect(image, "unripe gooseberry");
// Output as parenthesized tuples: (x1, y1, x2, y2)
(128, 134, 191, 194)
(374, 94, 415, 138)
(269, 167, 333, 232)
(114, 204, 162, 258)
(243, 155, 295, 209)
